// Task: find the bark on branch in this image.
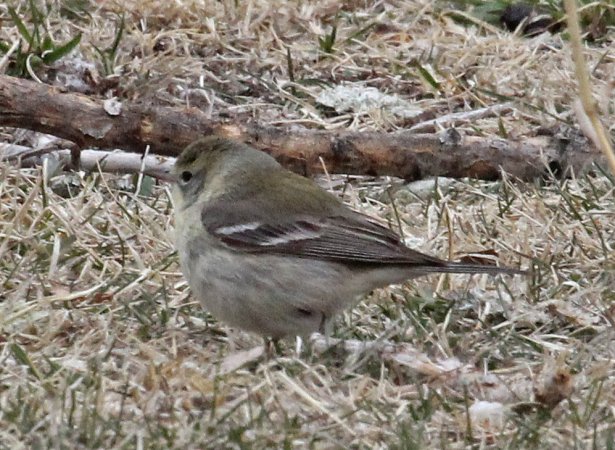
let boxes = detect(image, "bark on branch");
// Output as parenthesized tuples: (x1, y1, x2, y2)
(0, 75, 602, 181)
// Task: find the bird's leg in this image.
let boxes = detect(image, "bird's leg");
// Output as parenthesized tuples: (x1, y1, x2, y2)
(300, 312, 331, 357)
(318, 312, 328, 334)
(319, 312, 333, 346)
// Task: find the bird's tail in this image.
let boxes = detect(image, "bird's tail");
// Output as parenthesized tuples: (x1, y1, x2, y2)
(413, 260, 527, 276)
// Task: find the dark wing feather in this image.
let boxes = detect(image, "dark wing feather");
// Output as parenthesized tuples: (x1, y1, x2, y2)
(202, 199, 447, 266)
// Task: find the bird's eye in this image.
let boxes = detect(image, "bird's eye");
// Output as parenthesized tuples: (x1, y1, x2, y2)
(180, 170, 193, 184)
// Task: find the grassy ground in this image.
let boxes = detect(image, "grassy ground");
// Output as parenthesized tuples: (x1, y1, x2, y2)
(1, 1, 614, 448)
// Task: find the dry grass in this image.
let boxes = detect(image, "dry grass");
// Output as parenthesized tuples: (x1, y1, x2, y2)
(1, 0, 614, 448)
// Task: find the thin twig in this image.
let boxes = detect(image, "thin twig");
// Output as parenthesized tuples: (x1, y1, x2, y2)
(563, 0, 615, 175)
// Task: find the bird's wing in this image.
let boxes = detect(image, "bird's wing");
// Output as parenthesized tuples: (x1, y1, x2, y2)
(201, 199, 447, 266)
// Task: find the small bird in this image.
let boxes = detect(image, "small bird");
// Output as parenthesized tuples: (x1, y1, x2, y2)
(172, 137, 524, 339)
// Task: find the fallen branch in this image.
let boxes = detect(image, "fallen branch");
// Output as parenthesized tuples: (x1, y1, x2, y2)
(1, 143, 174, 180)
(408, 103, 514, 132)
(0, 75, 603, 181)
